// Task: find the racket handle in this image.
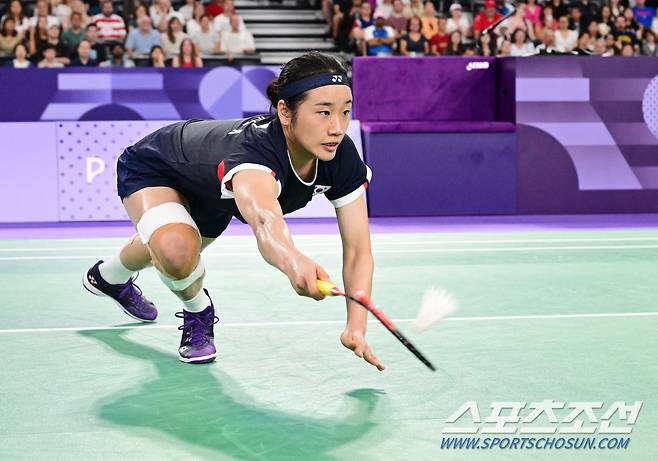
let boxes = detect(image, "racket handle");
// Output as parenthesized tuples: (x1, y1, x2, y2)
(317, 280, 340, 297)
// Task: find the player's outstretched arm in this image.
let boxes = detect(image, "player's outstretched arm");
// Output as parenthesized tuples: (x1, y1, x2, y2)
(336, 195, 384, 371)
(232, 169, 330, 300)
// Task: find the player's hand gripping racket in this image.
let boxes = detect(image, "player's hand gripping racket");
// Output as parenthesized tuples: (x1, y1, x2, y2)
(317, 280, 436, 371)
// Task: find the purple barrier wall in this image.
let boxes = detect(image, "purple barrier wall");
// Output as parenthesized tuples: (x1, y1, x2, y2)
(0, 66, 280, 121)
(352, 57, 498, 122)
(516, 57, 658, 214)
(353, 56, 517, 216)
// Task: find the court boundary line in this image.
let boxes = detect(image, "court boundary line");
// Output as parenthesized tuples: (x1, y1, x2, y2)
(1, 311, 657, 334)
(4, 236, 658, 252)
(3, 244, 658, 261)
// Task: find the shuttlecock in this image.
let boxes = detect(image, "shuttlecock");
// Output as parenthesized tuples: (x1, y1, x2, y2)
(412, 287, 458, 332)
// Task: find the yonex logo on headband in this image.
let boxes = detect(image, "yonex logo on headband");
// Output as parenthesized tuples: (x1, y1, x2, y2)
(278, 73, 351, 101)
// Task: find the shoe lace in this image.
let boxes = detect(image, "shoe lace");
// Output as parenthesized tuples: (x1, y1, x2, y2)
(175, 311, 219, 346)
(118, 274, 144, 306)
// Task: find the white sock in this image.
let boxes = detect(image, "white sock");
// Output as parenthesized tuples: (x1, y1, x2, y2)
(183, 289, 212, 313)
(99, 255, 136, 285)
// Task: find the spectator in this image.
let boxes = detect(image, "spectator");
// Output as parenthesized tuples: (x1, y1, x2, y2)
(52, 0, 72, 31)
(38, 44, 64, 67)
(376, 0, 395, 19)
(192, 15, 220, 54)
(505, 4, 534, 39)
(548, 0, 569, 20)
(473, 0, 503, 40)
(214, 0, 245, 34)
(576, 31, 594, 52)
(404, 0, 424, 19)
(598, 6, 613, 36)
(510, 28, 535, 55)
(535, 28, 558, 53)
(352, 2, 374, 55)
(205, 0, 225, 19)
(61, 12, 85, 55)
(478, 30, 496, 55)
(333, 0, 364, 49)
(539, 5, 558, 34)
(126, 3, 149, 31)
(642, 29, 658, 55)
(623, 8, 640, 32)
(364, 11, 396, 55)
(569, 6, 584, 35)
(69, 0, 92, 28)
(447, 3, 471, 38)
(220, 14, 256, 58)
(29, 16, 49, 57)
(496, 0, 514, 16)
(609, 0, 625, 19)
(178, 0, 196, 23)
(125, 15, 161, 57)
(497, 38, 511, 56)
(84, 23, 107, 62)
(150, 0, 184, 33)
(585, 20, 599, 41)
(149, 44, 167, 66)
(554, 14, 578, 52)
(186, 2, 207, 37)
(92, 0, 126, 42)
(6, 42, 32, 67)
(613, 15, 639, 52)
(524, 0, 542, 32)
(172, 37, 202, 67)
(571, 0, 599, 28)
(36, 24, 70, 64)
(463, 44, 478, 55)
(620, 42, 635, 55)
(399, 16, 428, 55)
(2, 0, 30, 35)
(593, 37, 613, 56)
(420, 1, 438, 40)
(161, 16, 187, 56)
(444, 29, 464, 55)
(70, 39, 98, 66)
(429, 16, 449, 55)
(100, 42, 136, 67)
(28, 0, 60, 29)
(0, 17, 23, 56)
(387, 0, 408, 35)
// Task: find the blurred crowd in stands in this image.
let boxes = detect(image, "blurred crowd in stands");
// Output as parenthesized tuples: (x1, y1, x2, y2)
(327, 0, 658, 56)
(0, 0, 256, 67)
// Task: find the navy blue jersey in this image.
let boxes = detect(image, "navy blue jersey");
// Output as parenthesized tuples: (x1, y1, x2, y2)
(117, 114, 371, 237)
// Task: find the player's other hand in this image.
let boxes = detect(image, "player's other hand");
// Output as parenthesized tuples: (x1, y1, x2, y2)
(287, 254, 330, 300)
(341, 329, 385, 371)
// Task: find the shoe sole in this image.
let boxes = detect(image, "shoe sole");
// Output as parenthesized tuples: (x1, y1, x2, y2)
(82, 274, 157, 323)
(178, 353, 217, 364)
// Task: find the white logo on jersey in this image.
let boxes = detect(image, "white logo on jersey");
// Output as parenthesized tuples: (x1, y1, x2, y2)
(466, 61, 490, 72)
(228, 117, 271, 135)
(313, 185, 331, 195)
(331, 75, 343, 83)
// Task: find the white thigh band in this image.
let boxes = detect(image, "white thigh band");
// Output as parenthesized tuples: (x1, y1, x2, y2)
(158, 258, 206, 291)
(136, 202, 199, 244)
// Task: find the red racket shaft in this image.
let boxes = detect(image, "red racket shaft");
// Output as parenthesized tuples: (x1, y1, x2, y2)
(319, 282, 436, 371)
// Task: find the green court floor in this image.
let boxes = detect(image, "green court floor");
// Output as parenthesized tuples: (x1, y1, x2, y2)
(1, 229, 657, 460)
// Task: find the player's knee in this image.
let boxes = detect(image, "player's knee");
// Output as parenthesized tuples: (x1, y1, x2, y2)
(152, 225, 200, 279)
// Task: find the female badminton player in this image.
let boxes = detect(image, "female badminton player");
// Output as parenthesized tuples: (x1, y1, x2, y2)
(83, 51, 383, 370)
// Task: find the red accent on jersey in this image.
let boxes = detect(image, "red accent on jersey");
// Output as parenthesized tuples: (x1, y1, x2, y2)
(271, 171, 276, 177)
(363, 181, 369, 190)
(217, 160, 225, 182)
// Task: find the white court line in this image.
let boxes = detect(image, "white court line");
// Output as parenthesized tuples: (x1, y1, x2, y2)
(4, 236, 658, 252)
(1, 311, 657, 334)
(3, 244, 658, 261)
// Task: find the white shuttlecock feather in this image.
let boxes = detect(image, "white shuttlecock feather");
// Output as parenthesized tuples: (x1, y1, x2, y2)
(412, 287, 458, 332)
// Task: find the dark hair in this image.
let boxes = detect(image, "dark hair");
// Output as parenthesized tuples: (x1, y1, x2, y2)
(178, 37, 198, 62)
(406, 15, 422, 33)
(86, 23, 99, 31)
(266, 51, 348, 117)
(13, 41, 27, 55)
(167, 17, 181, 44)
(1, 16, 17, 37)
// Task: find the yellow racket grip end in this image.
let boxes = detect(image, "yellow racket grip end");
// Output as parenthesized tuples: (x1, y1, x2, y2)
(316, 280, 339, 297)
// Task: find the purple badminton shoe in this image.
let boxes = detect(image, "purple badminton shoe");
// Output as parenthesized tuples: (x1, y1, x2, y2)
(176, 290, 218, 364)
(83, 260, 158, 322)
